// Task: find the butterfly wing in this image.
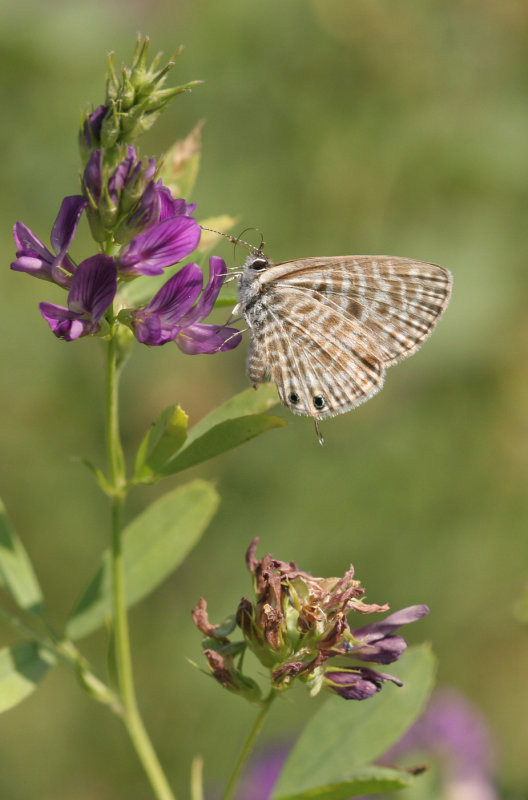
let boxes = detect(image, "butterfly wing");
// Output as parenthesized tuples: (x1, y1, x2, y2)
(248, 284, 386, 419)
(261, 255, 452, 366)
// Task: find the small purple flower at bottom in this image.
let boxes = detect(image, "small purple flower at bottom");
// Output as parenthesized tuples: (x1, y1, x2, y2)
(11, 195, 87, 287)
(344, 605, 431, 665)
(39, 255, 117, 341)
(129, 255, 242, 354)
(323, 665, 403, 700)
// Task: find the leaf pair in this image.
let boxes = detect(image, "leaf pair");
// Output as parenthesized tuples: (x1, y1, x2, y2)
(69, 386, 283, 639)
(134, 383, 285, 482)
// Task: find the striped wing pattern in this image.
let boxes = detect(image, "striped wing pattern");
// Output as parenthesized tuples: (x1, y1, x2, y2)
(244, 255, 452, 420)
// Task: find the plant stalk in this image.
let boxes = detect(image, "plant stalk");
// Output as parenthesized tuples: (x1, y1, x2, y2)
(222, 691, 277, 800)
(106, 329, 177, 800)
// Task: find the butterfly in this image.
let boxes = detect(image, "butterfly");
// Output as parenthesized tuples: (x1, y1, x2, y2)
(232, 251, 452, 443)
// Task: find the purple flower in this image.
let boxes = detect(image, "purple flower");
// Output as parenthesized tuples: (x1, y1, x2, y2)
(321, 605, 430, 701)
(117, 179, 195, 242)
(117, 213, 200, 277)
(82, 146, 198, 250)
(39, 255, 116, 341)
(323, 665, 403, 700)
(11, 196, 87, 287)
(157, 186, 196, 220)
(345, 605, 430, 665)
(82, 147, 156, 207)
(129, 255, 242, 353)
(81, 104, 108, 149)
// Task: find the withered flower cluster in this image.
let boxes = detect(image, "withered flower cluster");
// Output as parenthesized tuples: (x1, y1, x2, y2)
(192, 539, 428, 704)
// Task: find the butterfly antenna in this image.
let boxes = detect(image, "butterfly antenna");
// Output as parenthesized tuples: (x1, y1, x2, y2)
(314, 420, 324, 446)
(199, 225, 265, 257)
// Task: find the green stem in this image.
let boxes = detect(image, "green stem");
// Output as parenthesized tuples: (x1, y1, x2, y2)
(0, 606, 120, 709)
(222, 692, 277, 800)
(190, 756, 204, 800)
(106, 332, 126, 491)
(106, 328, 176, 800)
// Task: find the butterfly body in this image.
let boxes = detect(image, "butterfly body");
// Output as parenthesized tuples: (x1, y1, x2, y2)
(236, 253, 452, 430)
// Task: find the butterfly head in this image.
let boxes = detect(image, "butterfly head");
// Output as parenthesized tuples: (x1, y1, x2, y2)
(244, 252, 271, 272)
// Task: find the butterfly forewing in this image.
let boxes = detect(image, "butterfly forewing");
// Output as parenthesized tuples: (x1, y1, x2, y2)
(264, 256, 452, 366)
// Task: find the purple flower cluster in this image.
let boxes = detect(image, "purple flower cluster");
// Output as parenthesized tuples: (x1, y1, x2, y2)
(11, 148, 241, 354)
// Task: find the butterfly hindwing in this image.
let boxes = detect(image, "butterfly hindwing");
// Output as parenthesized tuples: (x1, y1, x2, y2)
(254, 286, 385, 419)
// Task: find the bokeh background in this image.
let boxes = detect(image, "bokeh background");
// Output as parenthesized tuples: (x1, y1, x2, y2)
(1, 0, 527, 797)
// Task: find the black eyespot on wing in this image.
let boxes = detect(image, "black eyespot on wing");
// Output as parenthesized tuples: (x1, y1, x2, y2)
(313, 395, 326, 410)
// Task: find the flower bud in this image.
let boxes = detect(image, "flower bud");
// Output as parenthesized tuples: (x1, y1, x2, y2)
(99, 102, 121, 149)
(79, 105, 109, 163)
(323, 665, 403, 700)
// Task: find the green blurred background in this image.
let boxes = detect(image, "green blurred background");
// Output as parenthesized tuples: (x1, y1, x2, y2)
(1, 0, 527, 797)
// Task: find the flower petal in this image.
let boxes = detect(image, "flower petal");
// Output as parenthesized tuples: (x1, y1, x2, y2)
(158, 186, 197, 220)
(108, 146, 137, 200)
(13, 222, 53, 260)
(118, 215, 201, 276)
(39, 303, 89, 341)
(133, 314, 166, 346)
(11, 253, 54, 282)
(82, 104, 108, 148)
(351, 635, 408, 664)
(82, 150, 103, 204)
(176, 322, 242, 355)
(144, 262, 204, 320)
(184, 256, 226, 323)
(67, 254, 117, 323)
(325, 665, 402, 700)
(352, 605, 430, 643)
(50, 195, 87, 254)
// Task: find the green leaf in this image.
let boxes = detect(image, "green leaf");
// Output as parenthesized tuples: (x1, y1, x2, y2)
(186, 384, 279, 446)
(0, 499, 43, 614)
(160, 414, 285, 476)
(135, 404, 188, 480)
(273, 765, 413, 800)
(272, 645, 436, 800)
(0, 641, 55, 713)
(66, 480, 219, 640)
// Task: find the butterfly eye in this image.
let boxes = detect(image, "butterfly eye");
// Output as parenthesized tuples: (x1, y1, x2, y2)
(250, 257, 268, 271)
(313, 395, 326, 410)
(289, 392, 300, 405)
